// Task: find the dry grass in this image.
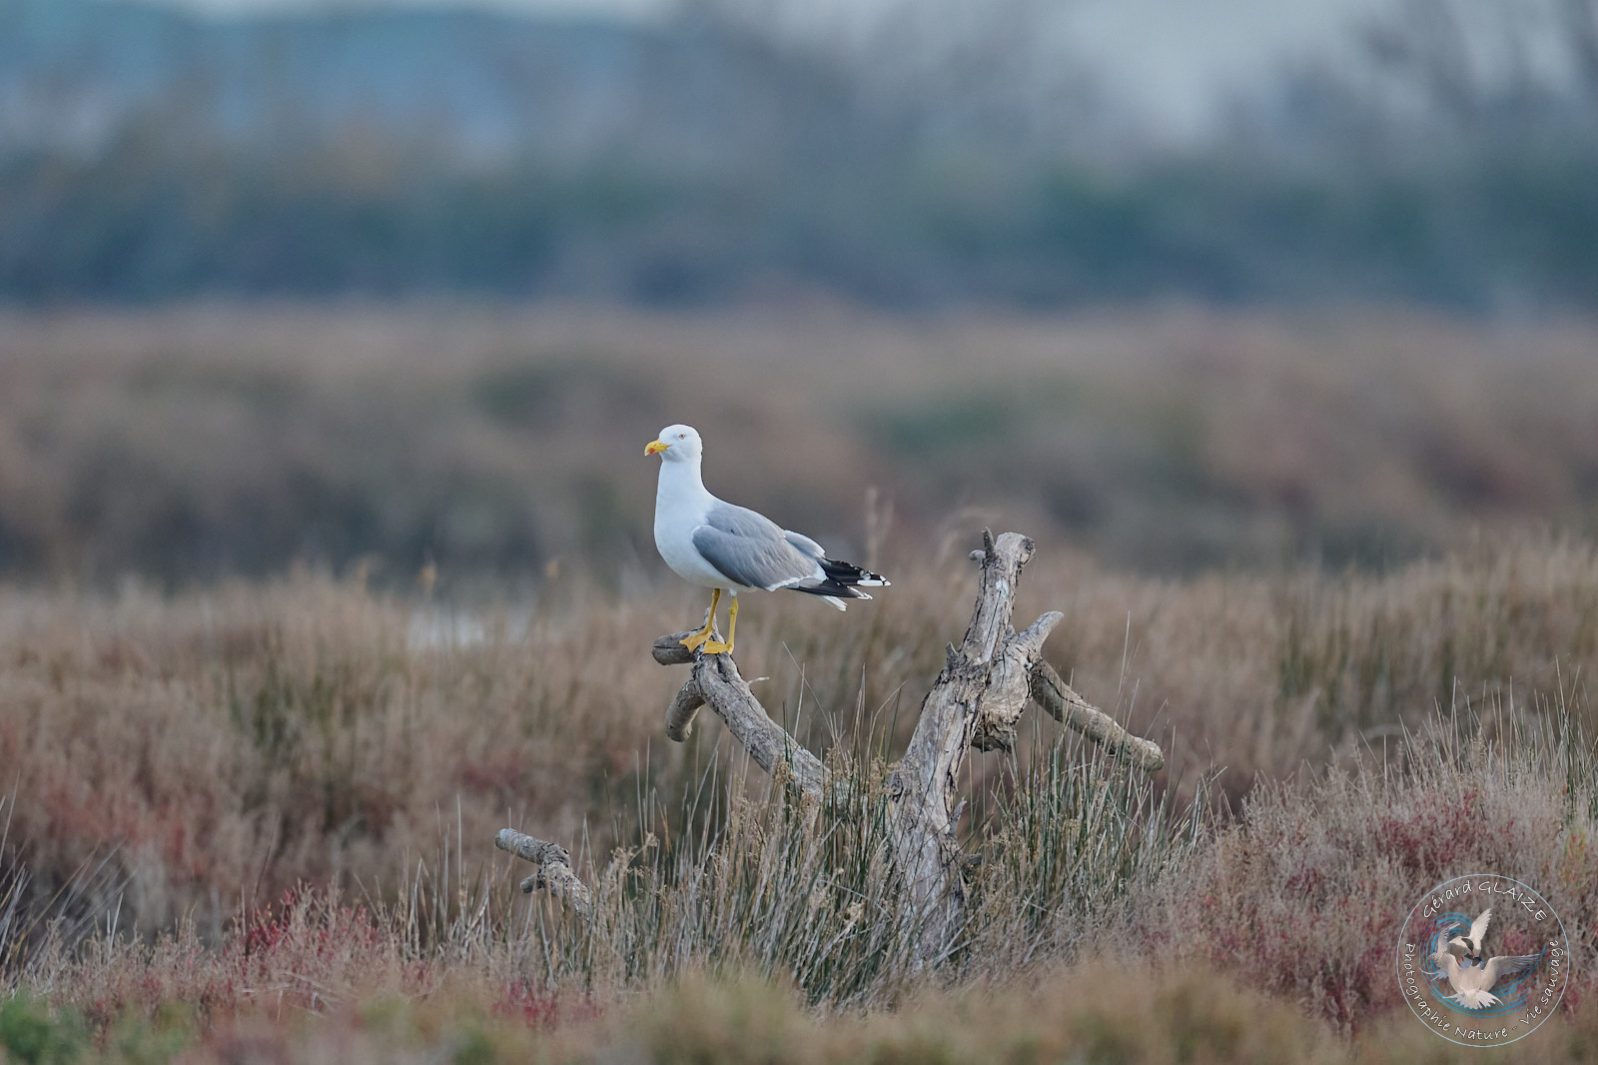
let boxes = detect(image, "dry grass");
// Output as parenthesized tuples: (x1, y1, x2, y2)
(1, 534, 1595, 941)
(0, 533, 1594, 1060)
(5, 939, 1598, 1063)
(4, 304, 1598, 1059)
(2, 304, 1598, 580)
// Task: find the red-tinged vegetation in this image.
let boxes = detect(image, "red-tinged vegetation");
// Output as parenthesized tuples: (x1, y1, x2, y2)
(0, 433, 1593, 1059)
(1137, 710, 1598, 1032)
(2, 536, 1596, 946)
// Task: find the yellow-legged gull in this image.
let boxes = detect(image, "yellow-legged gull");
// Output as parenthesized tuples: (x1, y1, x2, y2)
(645, 423, 888, 654)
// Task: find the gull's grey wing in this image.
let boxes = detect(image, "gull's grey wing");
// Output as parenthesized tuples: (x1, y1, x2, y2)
(784, 529, 826, 558)
(702, 501, 825, 558)
(1483, 953, 1543, 987)
(693, 502, 824, 591)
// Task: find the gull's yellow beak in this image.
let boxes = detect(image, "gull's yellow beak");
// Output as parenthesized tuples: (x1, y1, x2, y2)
(644, 438, 669, 456)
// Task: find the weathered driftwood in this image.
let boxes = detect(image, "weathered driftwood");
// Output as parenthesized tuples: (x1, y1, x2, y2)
(494, 829, 593, 916)
(498, 530, 1163, 966)
(888, 530, 1060, 964)
(651, 642, 831, 802)
(1031, 661, 1164, 772)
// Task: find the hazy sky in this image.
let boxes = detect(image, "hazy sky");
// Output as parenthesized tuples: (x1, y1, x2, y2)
(1070, 0, 1388, 129)
(166, 0, 666, 14)
(141, 0, 1394, 136)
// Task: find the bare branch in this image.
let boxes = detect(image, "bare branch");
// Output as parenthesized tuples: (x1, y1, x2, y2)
(495, 829, 592, 916)
(664, 677, 707, 741)
(655, 643, 830, 804)
(1030, 661, 1165, 772)
(652, 632, 698, 666)
(972, 608, 1063, 752)
(957, 529, 1032, 666)
(891, 529, 1040, 965)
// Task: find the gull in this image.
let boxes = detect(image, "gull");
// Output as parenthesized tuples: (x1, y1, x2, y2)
(1431, 908, 1544, 1009)
(645, 423, 888, 655)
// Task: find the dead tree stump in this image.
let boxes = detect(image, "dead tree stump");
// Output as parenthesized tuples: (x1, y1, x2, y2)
(498, 530, 1163, 969)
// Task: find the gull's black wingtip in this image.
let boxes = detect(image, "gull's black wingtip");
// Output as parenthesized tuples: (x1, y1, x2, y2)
(789, 556, 889, 602)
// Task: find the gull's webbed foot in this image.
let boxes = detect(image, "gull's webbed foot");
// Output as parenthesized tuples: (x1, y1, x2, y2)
(700, 597, 738, 655)
(680, 589, 722, 651)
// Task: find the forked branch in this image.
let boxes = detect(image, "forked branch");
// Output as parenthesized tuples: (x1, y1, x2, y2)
(1032, 661, 1164, 771)
(651, 642, 831, 803)
(498, 530, 1165, 952)
(494, 829, 593, 916)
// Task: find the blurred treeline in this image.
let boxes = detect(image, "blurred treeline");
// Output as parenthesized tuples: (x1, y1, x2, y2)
(3, 0, 1597, 308)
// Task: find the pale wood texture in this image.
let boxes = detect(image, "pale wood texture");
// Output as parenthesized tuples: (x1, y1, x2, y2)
(494, 829, 593, 916)
(889, 530, 1060, 964)
(1031, 661, 1165, 771)
(670, 651, 831, 802)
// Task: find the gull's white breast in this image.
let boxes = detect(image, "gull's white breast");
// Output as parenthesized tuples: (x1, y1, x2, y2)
(654, 469, 729, 588)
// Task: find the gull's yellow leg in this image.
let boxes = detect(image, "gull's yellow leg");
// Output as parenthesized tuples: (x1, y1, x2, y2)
(680, 588, 721, 651)
(702, 597, 737, 655)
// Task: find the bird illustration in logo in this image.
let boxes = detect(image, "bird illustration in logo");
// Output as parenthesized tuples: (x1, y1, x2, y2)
(1430, 908, 1545, 1009)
